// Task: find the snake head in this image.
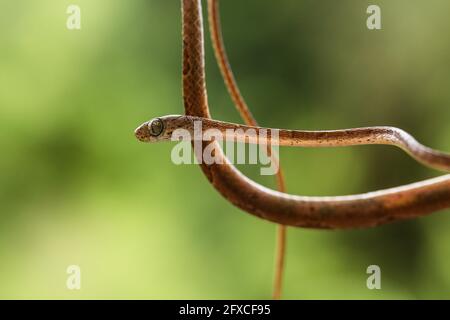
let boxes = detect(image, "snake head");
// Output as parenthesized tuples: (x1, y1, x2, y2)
(135, 115, 187, 143)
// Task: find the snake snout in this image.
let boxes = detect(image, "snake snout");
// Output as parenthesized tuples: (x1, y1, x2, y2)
(134, 123, 150, 142)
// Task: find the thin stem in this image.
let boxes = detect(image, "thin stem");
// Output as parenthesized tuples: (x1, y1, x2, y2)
(273, 225, 287, 300)
(207, 0, 288, 299)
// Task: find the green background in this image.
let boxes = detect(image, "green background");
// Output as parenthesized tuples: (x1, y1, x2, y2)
(1, 0, 449, 299)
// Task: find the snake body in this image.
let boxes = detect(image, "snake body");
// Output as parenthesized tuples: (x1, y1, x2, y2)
(136, 115, 450, 173)
(136, 0, 450, 229)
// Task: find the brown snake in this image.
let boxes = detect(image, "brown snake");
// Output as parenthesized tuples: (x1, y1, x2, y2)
(136, 115, 450, 173)
(136, 0, 450, 229)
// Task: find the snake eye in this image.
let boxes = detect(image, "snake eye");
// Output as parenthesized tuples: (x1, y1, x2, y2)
(148, 118, 164, 136)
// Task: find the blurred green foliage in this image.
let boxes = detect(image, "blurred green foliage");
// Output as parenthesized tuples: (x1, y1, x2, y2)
(0, 0, 449, 299)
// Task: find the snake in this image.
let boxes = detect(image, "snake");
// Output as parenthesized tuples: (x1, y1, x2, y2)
(135, 115, 450, 173)
(136, 0, 450, 229)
